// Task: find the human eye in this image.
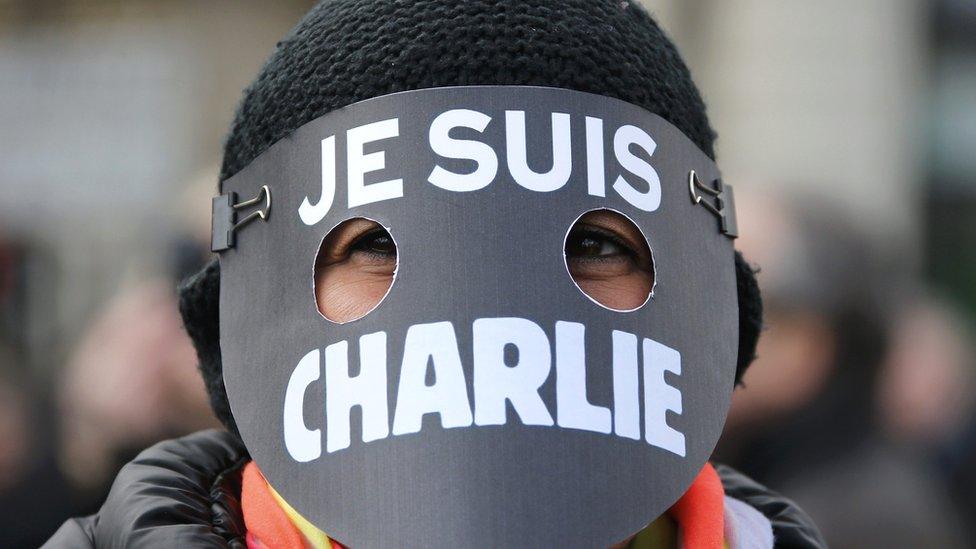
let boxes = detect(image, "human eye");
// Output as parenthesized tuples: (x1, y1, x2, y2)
(349, 227, 397, 260)
(565, 225, 633, 261)
(319, 219, 396, 267)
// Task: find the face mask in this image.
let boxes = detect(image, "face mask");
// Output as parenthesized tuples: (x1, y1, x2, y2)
(213, 86, 739, 547)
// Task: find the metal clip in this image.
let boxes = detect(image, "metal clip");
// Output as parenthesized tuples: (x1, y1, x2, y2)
(211, 185, 272, 252)
(689, 171, 738, 239)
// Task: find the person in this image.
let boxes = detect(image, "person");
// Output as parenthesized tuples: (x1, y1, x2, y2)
(714, 192, 966, 548)
(45, 1, 824, 547)
(55, 166, 220, 501)
(57, 280, 219, 495)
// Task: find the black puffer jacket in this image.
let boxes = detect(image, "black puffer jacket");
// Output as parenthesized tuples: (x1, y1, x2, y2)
(45, 430, 826, 548)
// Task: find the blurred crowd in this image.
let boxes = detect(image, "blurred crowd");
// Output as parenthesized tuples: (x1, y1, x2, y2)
(1, 1, 975, 548)
(0, 191, 219, 546)
(713, 189, 976, 547)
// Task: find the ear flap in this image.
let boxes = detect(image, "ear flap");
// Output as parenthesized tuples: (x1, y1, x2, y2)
(734, 250, 763, 384)
(178, 258, 240, 436)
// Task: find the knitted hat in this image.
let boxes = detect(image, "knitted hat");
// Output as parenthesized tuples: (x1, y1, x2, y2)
(180, 0, 763, 435)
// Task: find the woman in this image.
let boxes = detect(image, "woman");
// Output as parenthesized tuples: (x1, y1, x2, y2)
(47, 1, 824, 547)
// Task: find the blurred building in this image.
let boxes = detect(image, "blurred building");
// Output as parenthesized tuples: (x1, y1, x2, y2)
(645, 0, 926, 252)
(645, 0, 976, 321)
(925, 0, 976, 327)
(0, 0, 315, 378)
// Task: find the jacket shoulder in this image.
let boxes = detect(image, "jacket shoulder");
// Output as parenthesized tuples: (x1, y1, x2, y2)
(44, 429, 249, 549)
(715, 463, 828, 549)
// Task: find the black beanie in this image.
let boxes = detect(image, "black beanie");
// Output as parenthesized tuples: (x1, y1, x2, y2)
(180, 0, 763, 435)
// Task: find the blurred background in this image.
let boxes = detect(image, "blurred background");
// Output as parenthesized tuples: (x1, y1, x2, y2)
(0, 1, 973, 547)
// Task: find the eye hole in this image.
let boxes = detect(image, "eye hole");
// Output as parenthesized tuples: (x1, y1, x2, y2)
(564, 209, 654, 312)
(314, 217, 398, 323)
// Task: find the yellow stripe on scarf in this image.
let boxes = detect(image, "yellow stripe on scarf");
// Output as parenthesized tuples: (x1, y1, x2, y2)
(269, 484, 334, 549)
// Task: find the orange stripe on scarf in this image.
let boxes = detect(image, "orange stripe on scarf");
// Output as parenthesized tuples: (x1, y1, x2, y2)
(242, 462, 307, 549)
(668, 463, 725, 549)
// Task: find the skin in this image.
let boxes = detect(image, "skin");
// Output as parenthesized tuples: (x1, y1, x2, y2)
(315, 210, 654, 322)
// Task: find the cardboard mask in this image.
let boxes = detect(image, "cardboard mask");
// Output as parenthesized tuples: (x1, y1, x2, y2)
(214, 86, 739, 547)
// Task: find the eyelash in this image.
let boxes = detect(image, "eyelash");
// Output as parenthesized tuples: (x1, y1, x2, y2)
(568, 225, 637, 260)
(349, 228, 396, 258)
